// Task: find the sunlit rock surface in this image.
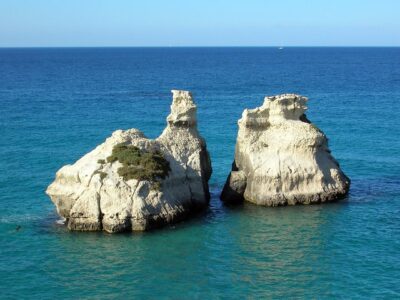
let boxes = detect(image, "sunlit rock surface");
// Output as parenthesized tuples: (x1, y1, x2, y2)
(221, 94, 350, 206)
(46, 90, 212, 232)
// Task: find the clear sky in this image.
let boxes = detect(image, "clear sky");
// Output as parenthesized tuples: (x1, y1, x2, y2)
(0, 0, 399, 47)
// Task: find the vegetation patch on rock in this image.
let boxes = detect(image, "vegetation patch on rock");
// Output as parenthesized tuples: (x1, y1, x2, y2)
(94, 170, 107, 180)
(107, 143, 170, 186)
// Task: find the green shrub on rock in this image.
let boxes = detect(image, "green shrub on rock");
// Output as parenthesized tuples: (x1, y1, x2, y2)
(94, 170, 107, 180)
(107, 143, 170, 185)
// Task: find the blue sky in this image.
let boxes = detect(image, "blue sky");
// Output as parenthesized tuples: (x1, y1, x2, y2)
(0, 0, 399, 47)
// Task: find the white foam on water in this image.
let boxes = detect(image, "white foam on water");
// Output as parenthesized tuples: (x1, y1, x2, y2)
(56, 218, 66, 225)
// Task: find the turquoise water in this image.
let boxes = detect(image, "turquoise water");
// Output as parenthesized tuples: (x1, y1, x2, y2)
(1, 47, 400, 298)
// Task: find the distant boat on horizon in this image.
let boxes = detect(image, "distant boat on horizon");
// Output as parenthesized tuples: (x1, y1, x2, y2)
(278, 46, 284, 50)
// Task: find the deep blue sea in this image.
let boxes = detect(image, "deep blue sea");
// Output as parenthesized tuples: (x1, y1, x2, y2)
(1, 47, 400, 299)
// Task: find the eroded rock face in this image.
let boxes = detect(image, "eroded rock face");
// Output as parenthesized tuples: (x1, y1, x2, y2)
(46, 90, 212, 232)
(221, 94, 350, 206)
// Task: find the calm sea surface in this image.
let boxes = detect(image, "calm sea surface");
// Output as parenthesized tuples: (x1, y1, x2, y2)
(1, 47, 399, 298)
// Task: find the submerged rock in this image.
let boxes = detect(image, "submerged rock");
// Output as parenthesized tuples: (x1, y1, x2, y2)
(46, 90, 212, 232)
(221, 94, 350, 206)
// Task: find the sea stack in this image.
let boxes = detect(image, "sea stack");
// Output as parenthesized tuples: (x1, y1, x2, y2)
(46, 90, 212, 232)
(221, 94, 350, 206)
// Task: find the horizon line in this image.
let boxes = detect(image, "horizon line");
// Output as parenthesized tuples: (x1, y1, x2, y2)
(1, 45, 400, 49)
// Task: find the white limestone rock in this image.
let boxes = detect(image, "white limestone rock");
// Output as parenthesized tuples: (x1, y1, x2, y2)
(221, 94, 350, 206)
(46, 90, 212, 232)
